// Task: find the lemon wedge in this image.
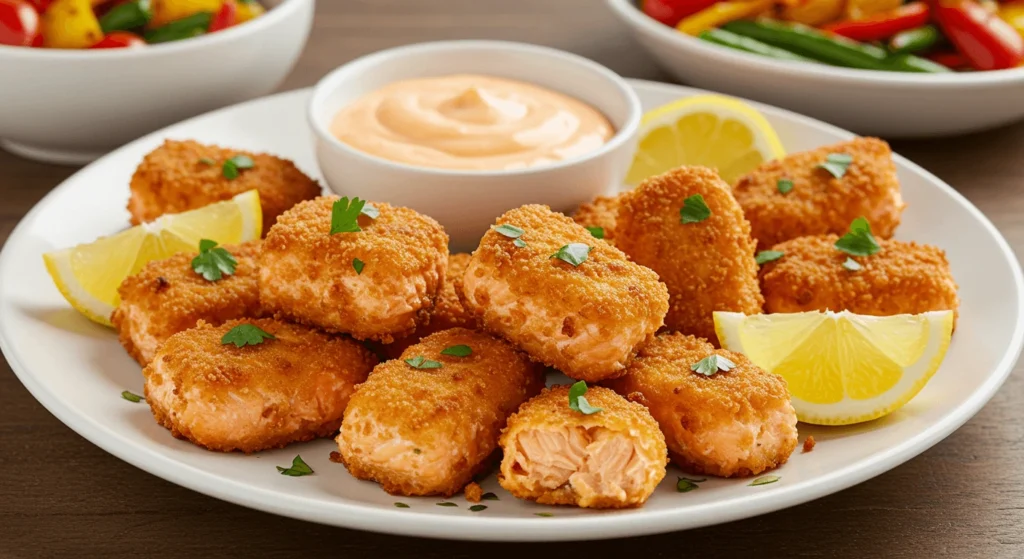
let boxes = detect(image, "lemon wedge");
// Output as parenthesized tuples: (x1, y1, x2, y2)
(714, 310, 954, 425)
(625, 94, 786, 186)
(43, 190, 262, 327)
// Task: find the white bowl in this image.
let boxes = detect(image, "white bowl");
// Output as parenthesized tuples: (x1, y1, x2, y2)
(606, 0, 1024, 138)
(308, 40, 642, 252)
(0, 0, 313, 164)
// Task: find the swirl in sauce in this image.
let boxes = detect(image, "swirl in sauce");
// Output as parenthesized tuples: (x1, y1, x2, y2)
(330, 74, 614, 171)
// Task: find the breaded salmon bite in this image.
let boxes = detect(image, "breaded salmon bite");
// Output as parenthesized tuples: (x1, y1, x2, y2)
(605, 333, 798, 478)
(573, 194, 621, 243)
(461, 205, 669, 382)
(112, 241, 262, 366)
(335, 328, 545, 497)
(614, 166, 763, 345)
(760, 234, 960, 323)
(259, 196, 449, 343)
(144, 318, 376, 453)
(498, 385, 667, 509)
(127, 140, 322, 236)
(732, 137, 905, 250)
(380, 253, 476, 359)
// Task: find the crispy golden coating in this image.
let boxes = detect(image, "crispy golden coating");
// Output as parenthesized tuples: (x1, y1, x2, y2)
(259, 196, 449, 343)
(462, 205, 668, 382)
(380, 253, 476, 359)
(335, 328, 545, 497)
(615, 166, 763, 345)
(112, 241, 263, 366)
(498, 385, 667, 509)
(144, 318, 377, 453)
(127, 140, 322, 236)
(760, 235, 960, 323)
(573, 194, 621, 243)
(605, 333, 798, 478)
(732, 137, 904, 250)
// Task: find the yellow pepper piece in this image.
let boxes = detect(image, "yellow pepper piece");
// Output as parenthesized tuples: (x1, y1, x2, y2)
(780, 0, 846, 26)
(41, 0, 103, 49)
(843, 0, 899, 21)
(677, 0, 775, 36)
(149, 0, 223, 28)
(1001, 2, 1024, 38)
(236, 0, 266, 23)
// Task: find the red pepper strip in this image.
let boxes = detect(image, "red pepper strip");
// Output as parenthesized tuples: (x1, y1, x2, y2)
(209, 0, 238, 33)
(642, 0, 721, 27)
(927, 50, 971, 68)
(933, 0, 1024, 70)
(823, 2, 931, 41)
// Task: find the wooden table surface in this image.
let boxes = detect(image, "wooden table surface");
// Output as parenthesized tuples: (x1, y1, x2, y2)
(2, 1, 1023, 557)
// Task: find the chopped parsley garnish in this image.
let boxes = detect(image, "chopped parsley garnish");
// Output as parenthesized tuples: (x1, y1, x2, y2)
(469, 505, 488, 512)
(777, 178, 794, 194)
(360, 202, 380, 219)
(436, 502, 458, 507)
(276, 455, 313, 476)
(834, 217, 880, 257)
(680, 194, 711, 224)
(749, 475, 780, 486)
(568, 380, 602, 415)
(493, 224, 524, 239)
(676, 477, 706, 492)
(481, 492, 499, 501)
(842, 257, 862, 271)
(691, 354, 736, 376)
(585, 226, 605, 239)
(413, 448, 421, 454)
(191, 239, 237, 281)
(513, 238, 527, 248)
(405, 356, 442, 369)
(198, 157, 215, 165)
(394, 502, 410, 508)
(551, 243, 591, 267)
(222, 154, 254, 180)
(817, 152, 853, 179)
(755, 250, 784, 266)
(121, 390, 144, 403)
(535, 512, 554, 517)
(331, 197, 368, 234)
(221, 323, 275, 348)
(353, 258, 365, 275)
(440, 345, 472, 357)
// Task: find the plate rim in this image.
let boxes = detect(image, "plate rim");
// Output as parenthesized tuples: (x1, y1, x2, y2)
(2, 81, 1022, 542)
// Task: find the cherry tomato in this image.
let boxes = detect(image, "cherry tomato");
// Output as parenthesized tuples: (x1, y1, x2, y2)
(208, 0, 237, 33)
(28, 0, 49, 12)
(90, 30, 144, 48)
(0, 0, 39, 46)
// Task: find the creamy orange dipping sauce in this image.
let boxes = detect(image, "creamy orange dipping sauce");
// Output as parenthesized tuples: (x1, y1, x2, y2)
(330, 74, 614, 171)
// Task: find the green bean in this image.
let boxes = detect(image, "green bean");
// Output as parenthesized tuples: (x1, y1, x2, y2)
(99, 0, 152, 34)
(721, 20, 892, 70)
(144, 12, 213, 44)
(885, 53, 953, 72)
(699, 29, 819, 64)
(889, 25, 942, 55)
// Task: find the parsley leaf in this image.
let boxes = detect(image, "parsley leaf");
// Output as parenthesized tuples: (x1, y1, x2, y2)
(436, 502, 458, 507)
(191, 239, 237, 281)
(551, 243, 591, 267)
(677, 477, 706, 492)
(749, 475, 780, 486)
(777, 178, 793, 194)
(221, 323, 275, 348)
(222, 155, 254, 180)
(394, 502, 410, 508)
(494, 224, 524, 239)
(513, 238, 527, 248)
(843, 257, 862, 271)
(276, 455, 314, 476)
(481, 492, 499, 501)
(440, 345, 472, 357)
(469, 505, 488, 512)
(817, 152, 853, 179)
(568, 380, 602, 415)
(535, 512, 554, 517)
(691, 354, 736, 376)
(121, 390, 144, 403)
(198, 157, 215, 165)
(331, 197, 367, 234)
(680, 194, 712, 224)
(405, 356, 442, 369)
(834, 217, 880, 257)
(585, 226, 605, 239)
(360, 202, 380, 220)
(755, 250, 784, 266)
(353, 258, 364, 275)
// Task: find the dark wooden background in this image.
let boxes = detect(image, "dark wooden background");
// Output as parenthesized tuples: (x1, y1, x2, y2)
(2, 1, 1023, 557)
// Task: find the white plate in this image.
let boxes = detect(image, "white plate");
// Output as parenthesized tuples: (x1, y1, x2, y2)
(1, 81, 1021, 542)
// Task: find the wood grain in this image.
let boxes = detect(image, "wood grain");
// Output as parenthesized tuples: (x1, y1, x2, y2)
(1, 1, 1022, 557)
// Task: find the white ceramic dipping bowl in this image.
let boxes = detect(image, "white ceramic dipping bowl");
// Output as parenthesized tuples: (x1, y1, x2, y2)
(308, 40, 642, 252)
(607, 0, 1024, 138)
(0, 0, 313, 165)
